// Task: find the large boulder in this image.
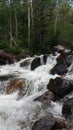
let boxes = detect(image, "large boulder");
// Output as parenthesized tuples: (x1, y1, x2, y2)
(30, 54, 48, 70)
(31, 57, 41, 70)
(65, 54, 73, 66)
(34, 91, 55, 103)
(57, 52, 73, 66)
(47, 77, 73, 100)
(62, 97, 73, 118)
(32, 116, 67, 130)
(54, 45, 71, 53)
(57, 51, 69, 62)
(51, 63, 68, 75)
(51, 52, 73, 75)
(6, 78, 26, 96)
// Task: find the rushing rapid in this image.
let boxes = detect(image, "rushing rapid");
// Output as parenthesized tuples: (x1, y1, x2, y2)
(0, 52, 72, 130)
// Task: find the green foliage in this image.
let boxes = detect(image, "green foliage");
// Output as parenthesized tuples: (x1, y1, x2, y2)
(0, 43, 9, 50)
(5, 46, 22, 55)
(0, 42, 21, 55)
(0, 0, 73, 55)
(58, 23, 73, 44)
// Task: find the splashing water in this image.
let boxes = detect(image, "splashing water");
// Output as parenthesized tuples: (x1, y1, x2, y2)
(0, 53, 66, 130)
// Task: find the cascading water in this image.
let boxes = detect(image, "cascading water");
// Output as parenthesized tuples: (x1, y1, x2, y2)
(0, 53, 72, 130)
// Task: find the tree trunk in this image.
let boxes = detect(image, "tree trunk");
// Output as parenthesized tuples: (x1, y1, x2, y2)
(30, 1, 34, 31)
(54, 13, 58, 36)
(28, 0, 31, 50)
(10, 10, 13, 47)
(9, 10, 17, 47)
(14, 1, 18, 39)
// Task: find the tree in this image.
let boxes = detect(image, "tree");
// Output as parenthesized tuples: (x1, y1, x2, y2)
(28, 0, 31, 50)
(0, 0, 73, 54)
(31, 0, 58, 53)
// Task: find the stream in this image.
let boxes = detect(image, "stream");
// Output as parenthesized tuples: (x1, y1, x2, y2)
(0, 53, 72, 130)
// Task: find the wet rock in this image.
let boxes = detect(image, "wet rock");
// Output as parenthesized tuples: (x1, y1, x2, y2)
(54, 45, 65, 53)
(62, 97, 73, 118)
(57, 52, 73, 66)
(32, 116, 67, 130)
(57, 52, 68, 62)
(54, 45, 71, 53)
(51, 52, 73, 75)
(20, 58, 32, 67)
(47, 77, 73, 100)
(43, 54, 48, 64)
(51, 63, 68, 75)
(34, 91, 55, 103)
(6, 78, 26, 96)
(0, 74, 15, 80)
(31, 57, 41, 70)
(65, 55, 73, 66)
(0, 50, 19, 65)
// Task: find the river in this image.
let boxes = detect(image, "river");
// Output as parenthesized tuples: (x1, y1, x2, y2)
(0, 53, 72, 130)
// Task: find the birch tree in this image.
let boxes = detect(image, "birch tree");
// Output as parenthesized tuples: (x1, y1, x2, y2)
(28, 0, 31, 49)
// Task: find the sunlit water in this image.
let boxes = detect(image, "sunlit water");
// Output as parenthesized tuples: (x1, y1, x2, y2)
(0, 53, 72, 130)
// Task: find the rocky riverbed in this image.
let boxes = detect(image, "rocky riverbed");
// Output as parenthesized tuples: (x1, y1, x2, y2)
(0, 45, 73, 130)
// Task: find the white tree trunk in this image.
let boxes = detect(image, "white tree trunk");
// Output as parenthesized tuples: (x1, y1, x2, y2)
(54, 13, 58, 36)
(28, 0, 31, 49)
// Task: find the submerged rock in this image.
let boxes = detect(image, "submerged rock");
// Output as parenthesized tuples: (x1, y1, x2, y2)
(6, 78, 26, 96)
(62, 97, 73, 118)
(47, 77, 73, 100)
(31, 57, 41, 70)
(51, 51, 73, 75)
(32, 116, 67, 130)
(34, 91, 55, 103)
(0, 74, 15, 80)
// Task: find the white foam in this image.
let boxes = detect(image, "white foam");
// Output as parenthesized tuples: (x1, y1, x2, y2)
(0, 53, 64, 130)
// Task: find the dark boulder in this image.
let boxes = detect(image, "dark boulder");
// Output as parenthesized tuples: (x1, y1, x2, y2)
(34, 91, 55, 103)
(57, 52, 73, 66)
(30, 54, 48, 70)
(62, 97, 73, 118)
(51, 52, 73, 75)
(65, 55, 73, 66)
(47, 77, 73, 100)
(31, 57, 41, 70)
(0, 74, 15, 80)
(51, 63, 68, 75)
(32, 116, 67, 130)
(57, 52, 69, 62)
(43, 54, 48, 64)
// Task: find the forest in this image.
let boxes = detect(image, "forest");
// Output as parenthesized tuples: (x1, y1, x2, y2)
(1, 1, 73, 130)
(0, 0, 73, 55)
